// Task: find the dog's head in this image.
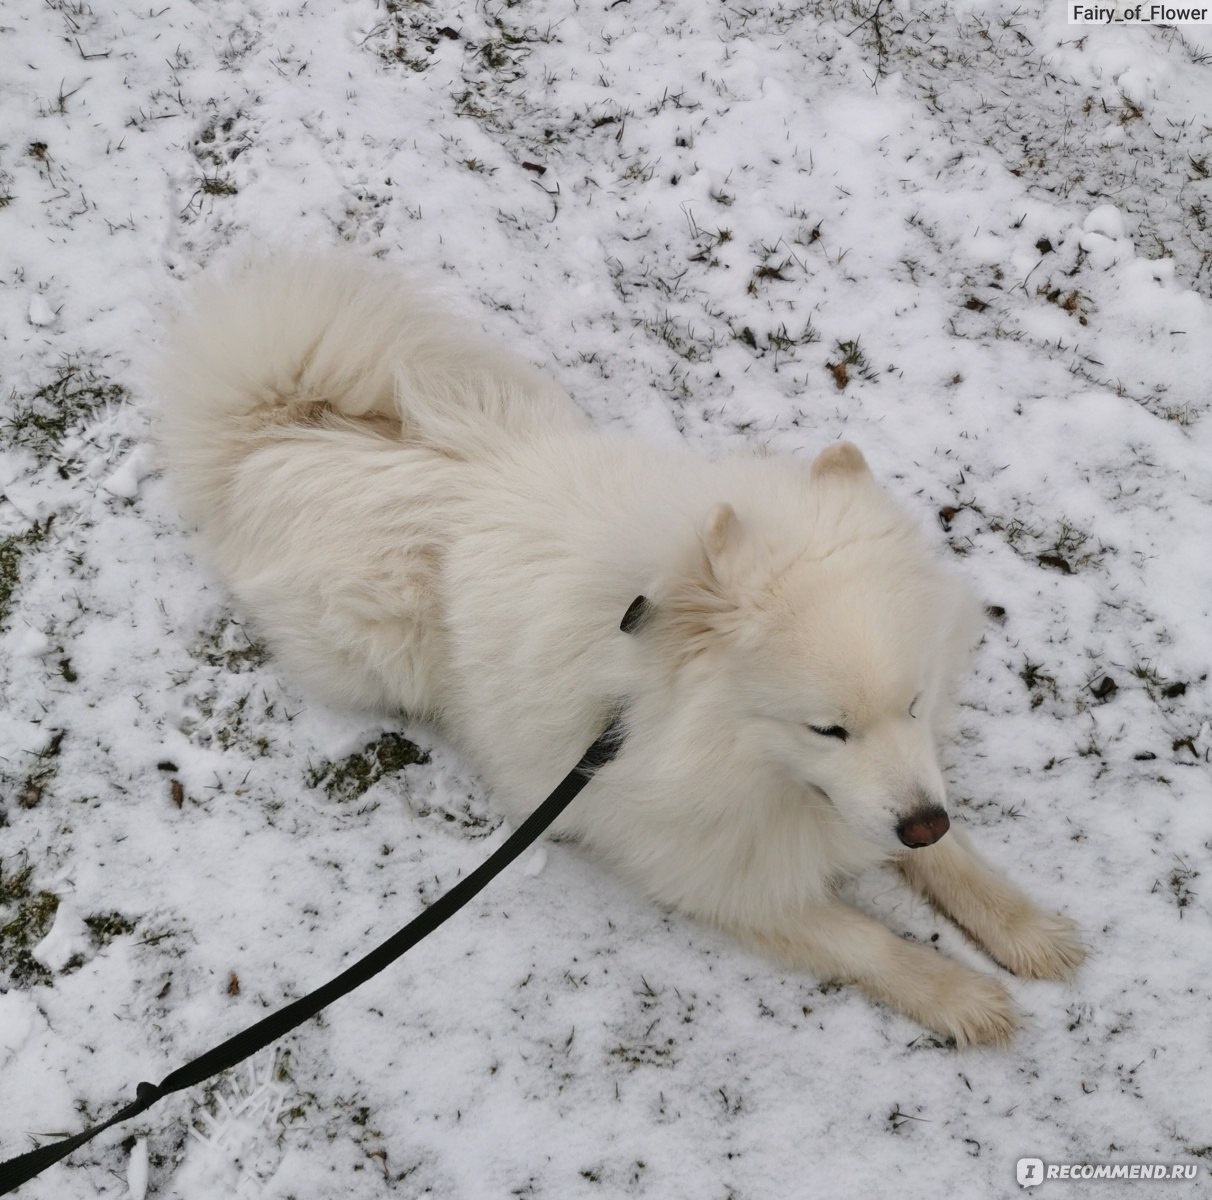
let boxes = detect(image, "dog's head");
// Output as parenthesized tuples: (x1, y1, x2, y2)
(649, 442, 983, 853)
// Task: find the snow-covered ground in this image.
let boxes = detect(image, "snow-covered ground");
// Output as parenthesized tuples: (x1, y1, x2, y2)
(2, 1, 1210, 1196)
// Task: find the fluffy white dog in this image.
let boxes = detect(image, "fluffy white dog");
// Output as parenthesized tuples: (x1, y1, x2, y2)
(157, 252, 1083, 1045)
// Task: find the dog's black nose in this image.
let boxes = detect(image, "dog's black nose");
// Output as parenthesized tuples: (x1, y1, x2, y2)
(896, 806, 950, 848)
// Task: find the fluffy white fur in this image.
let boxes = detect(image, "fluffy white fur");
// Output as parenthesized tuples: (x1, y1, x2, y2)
(157, 252, 1084, 1046)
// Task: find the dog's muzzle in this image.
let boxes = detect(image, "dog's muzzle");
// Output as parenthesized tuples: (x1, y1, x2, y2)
(896, 806, 950, 848)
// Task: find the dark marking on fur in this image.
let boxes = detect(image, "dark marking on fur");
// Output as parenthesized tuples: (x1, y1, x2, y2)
(620, 594, 652, 634)
(575, 704, 629, 777)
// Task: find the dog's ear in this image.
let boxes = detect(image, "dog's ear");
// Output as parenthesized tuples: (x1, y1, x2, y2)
(810, 441, 871, 480)
(702, 502, 740, 565)
(700, 502, 753, 594)
(652, 503, 745, 660)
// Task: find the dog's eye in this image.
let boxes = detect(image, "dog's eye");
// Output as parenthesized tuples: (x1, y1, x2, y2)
(808, 724, 849, 742)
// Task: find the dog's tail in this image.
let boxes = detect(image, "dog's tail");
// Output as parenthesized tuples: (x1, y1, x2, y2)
(155, 251, 583, 518)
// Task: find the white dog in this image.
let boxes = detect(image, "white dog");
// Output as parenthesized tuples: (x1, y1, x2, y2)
(157, 252, 1083, 1045)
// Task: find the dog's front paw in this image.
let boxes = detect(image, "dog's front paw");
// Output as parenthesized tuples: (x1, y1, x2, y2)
(995, 909, 1086, 980)
(927, 966, 1021, 1047)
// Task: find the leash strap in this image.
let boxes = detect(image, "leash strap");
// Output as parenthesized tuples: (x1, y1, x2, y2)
(0, 707, 630, 1195)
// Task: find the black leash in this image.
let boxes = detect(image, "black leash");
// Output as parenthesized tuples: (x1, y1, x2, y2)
(0, 647, 638, 1195)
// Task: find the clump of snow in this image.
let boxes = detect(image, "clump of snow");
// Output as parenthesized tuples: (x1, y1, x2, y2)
(0, 993, 40, 1070)
(26, 295, 56, 328)
(126, 1138, 148, 1200)
(30, 900, 91, 974)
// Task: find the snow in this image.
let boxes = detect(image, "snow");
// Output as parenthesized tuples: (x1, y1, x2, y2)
(1, 0, 1209, 1197)
(127, 1138, 149, 1200)
(24, 298, 55, 330)
(28, 899, 91, 975)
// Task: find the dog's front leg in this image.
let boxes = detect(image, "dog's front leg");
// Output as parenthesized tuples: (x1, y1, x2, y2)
(742, 900, 1020, 1046)
(898, 827, 1085, 979)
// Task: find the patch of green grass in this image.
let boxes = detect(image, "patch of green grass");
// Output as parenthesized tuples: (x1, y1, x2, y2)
(3, 361, 127, 467)
(1076, 729, 1104, 759)
(1131, 661, 1192, 706)
(687, 224, 731, 266)
(213, 694, 272, 754)
(178, 110, 250, 215)
(180, 686, 276, 757)
(2, 728, 65, 810)
(983, 513, 1108, 573)
(1019, 658, 1060, 709)
(453, 89, 499, 124)
(833, 338, 879, 379)
(84, 911, 137, 946)
(1048, 520, 1094, 563)
(374, 0, 447, 69)
(0, 856, 58, 989)
(1152, 859, 1198, 916)
(0, 519, 51, 628)
(766, 321, 820, 351)
(1036, 519, 1107, 573)
(307, 732, 429, 803)
(825, 337, 880, 390)
(607, 1037, 677, 1070)
(367, 0, 467, 71)
(478, 37, 524, 74)
(733, 320, 821, 363)
(635, 311, 719, 362)
(194, 112, 249, 168)
(192, 616, 269, 673)
(746, 258, 792, 294)
(1037, 281, 1091, 326)
(177, 623, 279, 753)
(198, 172, 238, 196)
